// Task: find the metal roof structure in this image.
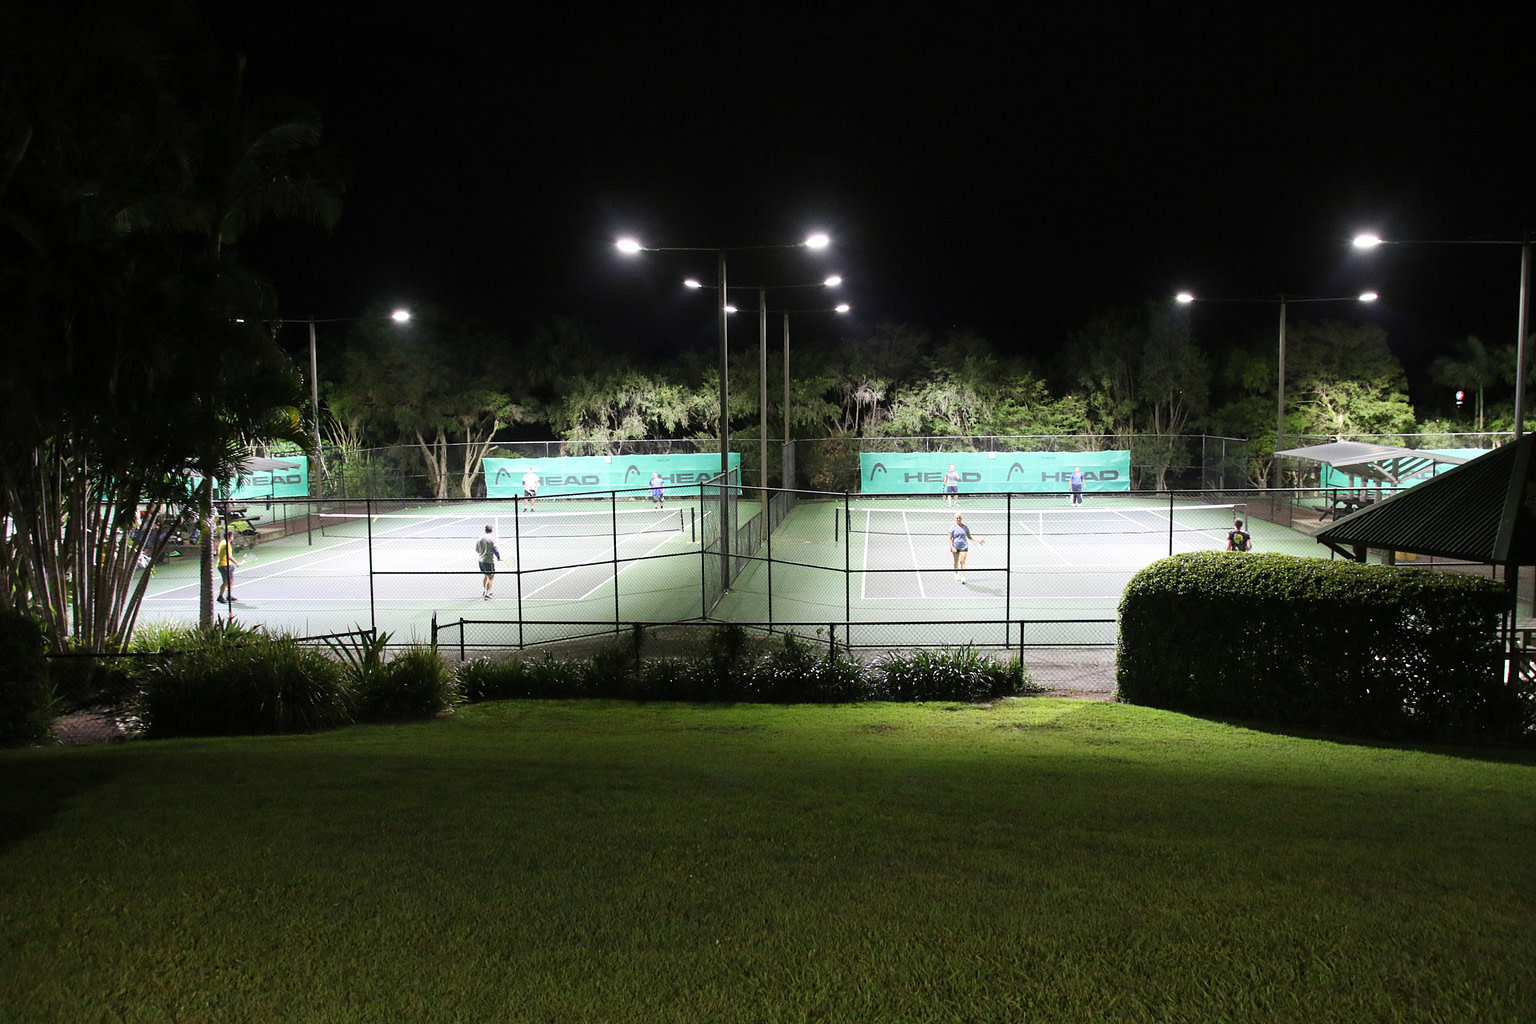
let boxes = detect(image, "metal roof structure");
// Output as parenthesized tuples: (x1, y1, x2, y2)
(1314, 435, 1536, 565)
(1276, 441, 1468, 486)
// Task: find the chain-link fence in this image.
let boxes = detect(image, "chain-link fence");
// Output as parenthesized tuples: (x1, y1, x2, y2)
(269, 432, 1506, 501)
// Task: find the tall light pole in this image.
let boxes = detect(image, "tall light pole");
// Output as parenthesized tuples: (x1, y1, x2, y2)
(1353, 231, 1533, 438)
(780, 301, 850, 488)
(616, 234, 830, 484)
(617, 233, 830, 593)
(1176, 291, 1377, 487)
(686, 274, 844, 491)
(280, 309, 411, 483)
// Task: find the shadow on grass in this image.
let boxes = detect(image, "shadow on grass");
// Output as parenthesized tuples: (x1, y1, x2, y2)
(1162, 709, 1536, 766)
(0, 757, 125, 855)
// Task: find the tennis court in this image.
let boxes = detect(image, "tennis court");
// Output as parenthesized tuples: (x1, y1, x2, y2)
(713, 493, 1275, 647)
(134, 498, 707, 642)
(132, 486, 1323, 654)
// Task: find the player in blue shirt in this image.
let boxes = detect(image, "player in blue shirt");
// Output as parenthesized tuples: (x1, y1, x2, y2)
(948, 512, 984, 583)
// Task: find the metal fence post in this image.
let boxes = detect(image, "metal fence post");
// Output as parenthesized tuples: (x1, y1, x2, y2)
(514, 499, 524, 649)
(1005, 491, 1012, 621)
(611, 489, 621, 635)
(366, 497, 376, 635)
(844, 491, 851, 625)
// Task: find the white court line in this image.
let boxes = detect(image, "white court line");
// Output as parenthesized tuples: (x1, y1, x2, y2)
(903, 510, 927, 598)
(860, 510, 874, 601)
(1010, 520, 1074, 565)
(523, 525, 685, 601)
(858, 510, 940, 601)
(576, 528, 686, 601)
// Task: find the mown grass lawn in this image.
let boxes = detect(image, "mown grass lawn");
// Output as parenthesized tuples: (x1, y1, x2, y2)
(3, 699, 1534, 1023)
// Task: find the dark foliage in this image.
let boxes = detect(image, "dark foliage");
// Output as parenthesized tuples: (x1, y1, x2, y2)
(0, 609, 54, 746)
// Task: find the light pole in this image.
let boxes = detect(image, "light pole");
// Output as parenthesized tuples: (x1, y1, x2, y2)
(779, 302, 850, 488)
(280, 309, 411, 483)
(618, 233, 829, 594)
(617, 233, 830, 484)
(686, 274, 844, 491)
(1353, 231, 1533, 438)
(1176, 291, 1377, 486)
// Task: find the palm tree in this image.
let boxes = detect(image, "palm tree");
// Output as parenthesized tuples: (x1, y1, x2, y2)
(1429, 335, 1511, 432)
(0, 5, 338, 646)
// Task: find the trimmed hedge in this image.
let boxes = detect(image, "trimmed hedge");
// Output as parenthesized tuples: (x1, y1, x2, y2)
(1118, 552, 1534, 744)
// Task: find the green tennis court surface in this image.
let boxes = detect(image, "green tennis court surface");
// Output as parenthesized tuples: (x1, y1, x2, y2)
(133, 492, 1329, 650)
(713, 495, 1319, 647)
(136, 500, 706, 642)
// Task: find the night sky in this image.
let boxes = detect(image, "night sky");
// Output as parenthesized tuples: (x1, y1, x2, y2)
(224, 5, 1536, 404)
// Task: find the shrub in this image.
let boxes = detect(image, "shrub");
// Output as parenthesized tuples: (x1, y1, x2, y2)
(136, 631, 352, 738)
(1118, 551, 1531, 744)
(353, 645, 460, 723)
(455, 653, 578, 701)
(455, 628, 1039, 706)
(0, 609, 54, 747)
(750, 631, 870, 703)
(873, 647, 1035, 703)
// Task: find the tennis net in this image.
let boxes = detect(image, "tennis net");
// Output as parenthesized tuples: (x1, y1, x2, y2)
(845, 502, 1246, 540)
(317, 506, 688, 541)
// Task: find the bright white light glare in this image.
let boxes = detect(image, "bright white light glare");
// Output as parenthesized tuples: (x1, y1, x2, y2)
(834, 303, 851, 313)
(1352, 234, 1383, 249)
(1358, 291, 1379, 302)
(804, 233, 830, 249)
(391, 309, 411, 322)
(823, 275, 843, 287)
(615, 238, 642, 254)
(1175, 292, 1195, 303)
(724, 304, 738, 313)
(684, 279, 703, 289)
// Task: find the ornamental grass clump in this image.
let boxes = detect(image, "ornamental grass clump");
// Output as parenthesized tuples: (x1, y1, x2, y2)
(454, 653, 576, 701)
(748, 631, 869, 703)
(136, 632, 352, 738)
(873, 647, 1035, 703)
(356, 646, 460, 722)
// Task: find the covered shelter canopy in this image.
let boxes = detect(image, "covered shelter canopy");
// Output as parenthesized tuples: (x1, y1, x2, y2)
(1313, 435, 1536, 566)
(1276, 441, 1468, 487)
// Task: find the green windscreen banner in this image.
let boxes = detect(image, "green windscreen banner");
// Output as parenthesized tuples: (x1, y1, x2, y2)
(191, 457, 310, 500)
(484, 454, 741, 498)
(858, 451, 1130, 494)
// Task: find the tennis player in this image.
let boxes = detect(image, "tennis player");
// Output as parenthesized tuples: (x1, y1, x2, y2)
(215, 529, 241, 603)
(521, 467, 539, 511)
(475, 524, 502, 599)
(943, 464, 960, 506)
(650, 471, 665, 509)
(948, 512, 984, 583)
(1226, 518, 1253, 551)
